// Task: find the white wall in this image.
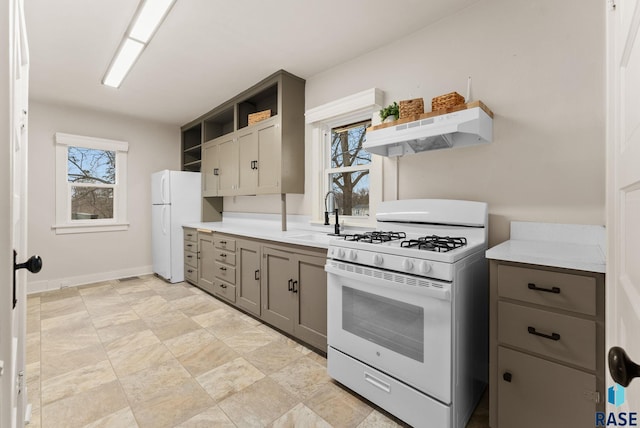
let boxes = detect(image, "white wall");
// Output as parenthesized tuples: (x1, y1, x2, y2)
(27, 101, 179, 292)
(304, 0, 605, 246)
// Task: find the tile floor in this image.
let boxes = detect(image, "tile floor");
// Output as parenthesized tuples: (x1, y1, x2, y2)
(26, 275, 489, 428)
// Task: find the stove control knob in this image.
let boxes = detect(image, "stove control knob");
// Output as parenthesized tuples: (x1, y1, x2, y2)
(337, 249, 346, 258)
(373, 254, 384, 266)
(348, 250, 357, 261)
(403, 259, 414, 271)
(419, 261, 432, 274)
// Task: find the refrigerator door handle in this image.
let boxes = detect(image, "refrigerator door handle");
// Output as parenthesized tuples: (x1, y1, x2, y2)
(162, 205, 168, 235)
(160, 174, 167, 204)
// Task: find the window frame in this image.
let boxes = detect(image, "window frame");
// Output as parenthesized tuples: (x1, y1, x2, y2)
(53, 132, 129, 234)
(305, 88, 384, 228)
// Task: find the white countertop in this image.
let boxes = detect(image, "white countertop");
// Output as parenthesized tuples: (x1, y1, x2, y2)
(485, 221, 606, 273)
(183, 213, 351, 249)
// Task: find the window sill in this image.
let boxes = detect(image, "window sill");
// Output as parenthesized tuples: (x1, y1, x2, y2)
(52, 222, 130, 235)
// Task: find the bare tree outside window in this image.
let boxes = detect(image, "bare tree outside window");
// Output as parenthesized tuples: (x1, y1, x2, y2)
(329, 120, 371, 216)
(67, 147, 116, 220)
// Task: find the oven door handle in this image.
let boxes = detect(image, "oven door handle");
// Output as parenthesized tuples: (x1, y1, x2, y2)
(325, 263, 451, 301)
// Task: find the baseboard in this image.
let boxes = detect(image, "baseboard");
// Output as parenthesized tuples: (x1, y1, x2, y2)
(27, 265, 153, 295)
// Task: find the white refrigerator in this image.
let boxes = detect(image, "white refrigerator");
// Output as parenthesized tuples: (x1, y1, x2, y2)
(151, 170, 201, 283)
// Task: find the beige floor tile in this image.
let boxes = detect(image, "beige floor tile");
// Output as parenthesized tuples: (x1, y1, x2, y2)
(39, 287, 80, 304)
(220, 326, 280, 354)
(40, 295, 86, 320)
(83, 407, 139, 428)
(218, 377, 299, 426)
(96, 318, 149, 344)
(170, 294, 224, 317)
(356, 410, 405, 427)
(120, 289, 158, 303)
(154, 284, 197, 301)
(130, 378, 214, 428)
(91, 309, 140, 329)
(29, 405, 41, 428)
(191, 307, 237, 329)
(270, 355, 332, 400)
(26, 331, 40, 365)
(131, 295, 171, 318)
(77, 282, 117, 297)
(164, 328, 217, 357)
(104, 329, 160, 357)
(178, 340, 239, 377)
(270, 402, 333, 428)
(244, 339, 305, 374)
(206, 317, 258, 340)
(40, 343, 108, 380)
(113, 282, 152, 295)
(42, 359, 117, 405)
(26, 361, 41, 412)
(304, 382, 373, 428)
(83, 297, 130, 318)
(196, 357, 265, 402)
(40, 380, 128, 428)
(174, 405, 235, 427)
(40, 314, 102, 356)
(119, 358, 191, 405)
(142, 310, 201, 341)
(40, 309, 92, 332)
(109, 342, 174, 378)
(27, 309, 41, 334)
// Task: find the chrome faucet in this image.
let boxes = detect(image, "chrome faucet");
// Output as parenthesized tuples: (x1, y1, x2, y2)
(324, 191, 341, 235)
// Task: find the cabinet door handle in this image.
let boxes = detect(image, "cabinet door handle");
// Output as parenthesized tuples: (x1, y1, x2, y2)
(220, 240, 227, 245)
(213, 168, 219, 176)
(253, 160, 258, 170)
(292, 280, 298, 293)
(527, 326, 560, 341)
(187, 269, 193, 273)
(503, 372, 512, 382)
(220, 283, 227, 289)
(288, 279, 293, 291)
(255, 269, 260, 280)
(527, 283, 560, 294)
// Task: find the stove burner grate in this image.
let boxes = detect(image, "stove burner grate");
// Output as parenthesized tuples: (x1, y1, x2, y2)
(343, 231, 406, 244)
(400, 235, 467, 252)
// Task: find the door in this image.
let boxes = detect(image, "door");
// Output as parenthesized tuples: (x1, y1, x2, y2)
(151, 169, 170, 205)
(237, 239, 261, 316)
(197, 232, 215, 293)
(293, 253, 327, 351)
(255, 118, 280, 194)
(217, 135, 238, 195)
(151, 205, 171, 280)
(237, 129, 257, 195)
(2, 0, 31, 426)
(201, 140, 219, 197)
(260, 246, 295, 333)
(606, 0, 640, 411)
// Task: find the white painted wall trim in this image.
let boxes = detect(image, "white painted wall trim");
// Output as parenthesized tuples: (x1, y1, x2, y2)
(27, 265, 153, 294)
(305, 87, 384, 125)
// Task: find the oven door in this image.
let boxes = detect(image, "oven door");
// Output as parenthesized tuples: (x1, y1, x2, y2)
(326, 260, 452, 403)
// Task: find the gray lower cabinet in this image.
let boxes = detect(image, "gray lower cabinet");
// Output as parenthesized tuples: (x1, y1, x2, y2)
(489, 261, 605, 428)
(183, 227, 198, 285)
(188, 231, 328, 352)
(236, 238, 261, 316)
(197, 230, 215, 294)
(261, 244, 327, 352)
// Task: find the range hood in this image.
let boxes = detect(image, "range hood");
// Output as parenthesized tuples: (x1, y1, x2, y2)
(364, 103, 493, 157)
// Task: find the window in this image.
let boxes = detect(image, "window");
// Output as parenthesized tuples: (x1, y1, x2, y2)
(54, 133, 129, 234)
(327, 120, 371, 217)
(305, 88, 384, 226)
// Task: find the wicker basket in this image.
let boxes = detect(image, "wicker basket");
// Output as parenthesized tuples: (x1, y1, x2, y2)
(399, 98, 424, 119)
(431, 92, 465, 111)
(248, 109, 271, 125)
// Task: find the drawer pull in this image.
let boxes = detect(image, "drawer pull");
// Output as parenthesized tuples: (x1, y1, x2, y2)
(288, 279, 293, 291)
(220, 240, 227, 245)
(220, 283, 227, 289)
(503, 372, 512, 382)
(364, 372, 391, 393)
(220, 253, 227, 258)
(187, 269, 193, 273)
(528, 326, 561, 341)
(255, 269, 260, 280)
(220, 266, 227, 271)
(528, 283, 560, 294)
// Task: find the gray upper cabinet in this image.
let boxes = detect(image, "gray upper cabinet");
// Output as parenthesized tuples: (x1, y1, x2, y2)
(181, 70, 305, 196)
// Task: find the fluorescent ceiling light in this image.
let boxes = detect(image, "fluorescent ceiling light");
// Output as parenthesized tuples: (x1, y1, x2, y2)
(102, 38, 144, 88)
(129, 0, 176, 43)
(101, 0, 176, 88)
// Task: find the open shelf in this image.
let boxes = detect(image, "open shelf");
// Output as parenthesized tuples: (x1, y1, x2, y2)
(238, 83, 278, 129)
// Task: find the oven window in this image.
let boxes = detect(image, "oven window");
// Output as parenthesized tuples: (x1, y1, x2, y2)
(342, 286, 424, 362)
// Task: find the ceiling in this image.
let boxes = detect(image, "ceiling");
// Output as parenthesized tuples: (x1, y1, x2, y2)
(24, 0, 477, 126)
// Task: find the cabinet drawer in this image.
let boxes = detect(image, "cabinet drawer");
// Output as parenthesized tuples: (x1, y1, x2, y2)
(184, 228, 197, 242)
(215, 280, 236, 303)
(185, 266, 198, 284)
(184, 240, 197, 252)
(184, 251, 198, 269)
(214, 248, 236, 266)
(497, 265, 596, 316)
(497, 346, 597, 428)
(214, 262, 236, 284)
(498, 301, 596, 370)
(214, 236, 236, 251)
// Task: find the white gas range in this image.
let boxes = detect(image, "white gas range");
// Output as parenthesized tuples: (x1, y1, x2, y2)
(325, 199, 488, 428)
